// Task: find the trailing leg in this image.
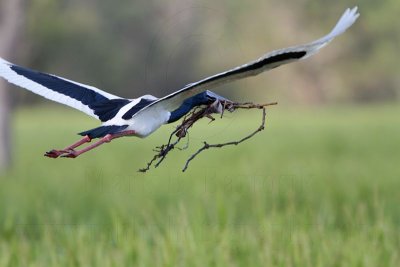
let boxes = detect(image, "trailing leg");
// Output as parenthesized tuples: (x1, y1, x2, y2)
(61, 130, 136, 158)
(44, 135, 91, 158)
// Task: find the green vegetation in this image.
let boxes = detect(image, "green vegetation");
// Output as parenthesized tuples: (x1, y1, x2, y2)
(1, 105, 399, 266)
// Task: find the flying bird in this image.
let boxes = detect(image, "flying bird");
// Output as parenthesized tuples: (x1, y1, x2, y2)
(0, 7, 359, 158)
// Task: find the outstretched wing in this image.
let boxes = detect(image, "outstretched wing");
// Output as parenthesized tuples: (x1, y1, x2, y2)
(133, 6, 359, 118)
(0, 58, 127, 120)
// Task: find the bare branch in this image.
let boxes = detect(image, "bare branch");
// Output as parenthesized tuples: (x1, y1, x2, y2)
(182, 107, 267, 172)
(138, 100, 277, 173)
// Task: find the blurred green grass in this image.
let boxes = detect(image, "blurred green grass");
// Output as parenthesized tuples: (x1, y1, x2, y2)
(1, 104, 399, 266)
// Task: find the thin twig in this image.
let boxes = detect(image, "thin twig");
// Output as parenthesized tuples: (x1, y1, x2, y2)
(138, 129, 182, 173)
(182, 108, 267, 172)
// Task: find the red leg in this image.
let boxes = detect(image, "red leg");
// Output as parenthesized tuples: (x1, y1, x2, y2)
(45, 135, 91, 158)
(64, 135, 92, 150)
(61, 130, 136, 158)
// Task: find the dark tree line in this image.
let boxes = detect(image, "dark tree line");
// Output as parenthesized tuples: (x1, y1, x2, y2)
(12, 1, 400, 104)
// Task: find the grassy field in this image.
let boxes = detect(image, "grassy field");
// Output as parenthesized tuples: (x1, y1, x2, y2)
(0, 104, 399, 266)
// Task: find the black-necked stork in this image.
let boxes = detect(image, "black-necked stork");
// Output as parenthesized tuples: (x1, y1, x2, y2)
(0, 7, 359, 158)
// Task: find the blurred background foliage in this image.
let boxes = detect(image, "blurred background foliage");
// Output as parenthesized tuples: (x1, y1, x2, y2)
(9, 0, 399, 106)
(1, 1, 400, 265)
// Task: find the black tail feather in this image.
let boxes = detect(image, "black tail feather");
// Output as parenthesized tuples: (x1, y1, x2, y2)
(78, 125, 129, 139)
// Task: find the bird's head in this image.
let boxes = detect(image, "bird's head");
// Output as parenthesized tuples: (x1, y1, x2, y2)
(204, 90, 234, 114)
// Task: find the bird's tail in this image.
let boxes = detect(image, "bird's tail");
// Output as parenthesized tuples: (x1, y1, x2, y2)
(78, 125, 128, 139)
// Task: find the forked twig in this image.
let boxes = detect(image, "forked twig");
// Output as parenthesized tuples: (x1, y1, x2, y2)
(138, 101, 277, 173)
(182, 107, 267, 172)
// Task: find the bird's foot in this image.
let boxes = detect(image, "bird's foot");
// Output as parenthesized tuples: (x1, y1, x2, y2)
(60, 150, 79, 158)
(44, 149, 68, 158)
(44, 149, 76, 158)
